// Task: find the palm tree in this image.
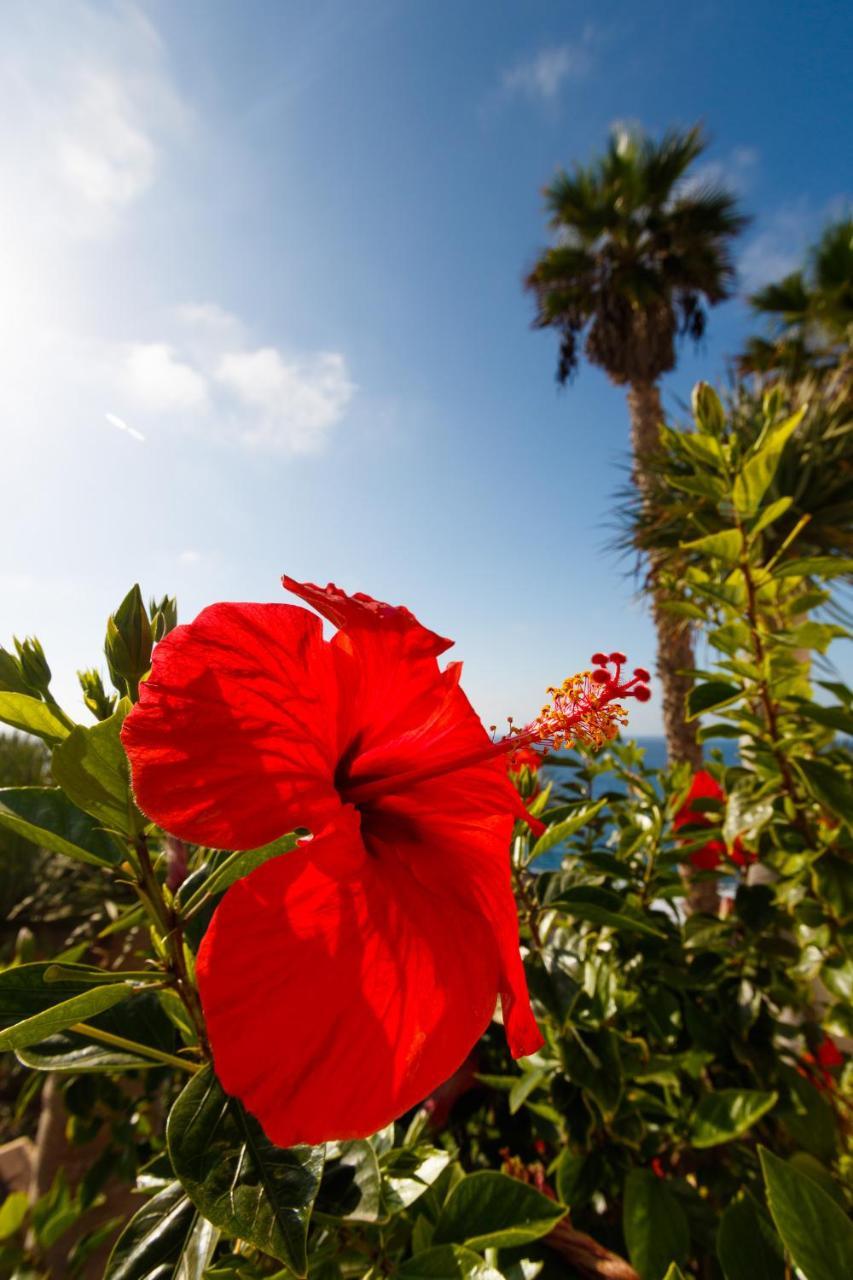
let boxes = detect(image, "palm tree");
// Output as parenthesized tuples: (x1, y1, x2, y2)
(739, 216, 853, 385)
(525, 124, 748, 767)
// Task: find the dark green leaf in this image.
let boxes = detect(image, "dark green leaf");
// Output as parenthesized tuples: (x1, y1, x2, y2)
(166, 1066, 323, 1276)
(17, 989, 179, 1073)
(551, 887, 665, 938)
(692, 1089, 777, 1148)
(0, 982, 132, 1051)
(398, 1244, 502, 1278)
(51, 699, 142, 834)
(687, 681, 741, 720)
(104, 1181, 218, 1280)
(717, 1193, 784, 1280)
(760, 1147, 853, 1280)
(432, 1170, 565, 1252)
(180, 834, 299, 914)
(316, 1140, 382, 1223)
(623, 1169, 689, 1280)
(795, 758, 853, 826)
(0, 786, 122, 866)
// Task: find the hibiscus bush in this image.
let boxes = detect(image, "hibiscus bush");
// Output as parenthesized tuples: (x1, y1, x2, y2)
(1, 388, 851, 1279)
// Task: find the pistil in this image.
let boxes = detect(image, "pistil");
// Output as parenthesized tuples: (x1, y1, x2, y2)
(345, 653, 650, 807)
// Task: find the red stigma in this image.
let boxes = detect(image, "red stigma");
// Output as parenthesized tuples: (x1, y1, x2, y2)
(591, 652, 608, 666)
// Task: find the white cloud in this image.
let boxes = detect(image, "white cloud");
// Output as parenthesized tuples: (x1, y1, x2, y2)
(179, 549, 202, 566)
(0, 0, 189, 239)
(217, 348, 356, 454)
(502, 34, 595, 102)
(121, 343, 210, 413)
(739, 202, 819, 290)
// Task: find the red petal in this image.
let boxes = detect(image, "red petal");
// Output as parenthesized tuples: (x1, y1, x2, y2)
(122, 603, 341, 849)
(361, 765, 544, 1061)
(196, 809, 506, 1145)
(282, 577, 452, 658)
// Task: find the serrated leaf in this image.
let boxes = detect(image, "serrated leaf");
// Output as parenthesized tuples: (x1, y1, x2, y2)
(0, 982, 132, 1051)
(0, 786, 122, 866)
(528, 801, 606, 863)
(760, 1147, 853, 1280)
(717, 1192, 784, 1280)
(166, 1066, 323, 1276)
(622, 1169, 689, 1280)
(432, 1170, 565, 1252)
(0, 692, 71, 743)
(692, 1089, 777, 1148)
(52, 699, 142, 834)
(104, 1181, 219, 1280)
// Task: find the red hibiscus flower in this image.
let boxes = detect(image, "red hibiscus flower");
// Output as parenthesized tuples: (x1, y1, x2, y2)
(122, 580, 648, 1147)
(674, 770, 753, 870)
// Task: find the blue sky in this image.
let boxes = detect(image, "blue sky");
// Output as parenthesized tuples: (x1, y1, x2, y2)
(1, 0, 850, 735)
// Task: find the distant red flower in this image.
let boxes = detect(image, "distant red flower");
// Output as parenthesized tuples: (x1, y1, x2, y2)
(799, 1034, 845, 1095)
(674, 770, 753, 870)
(122, 581, 648, 1146)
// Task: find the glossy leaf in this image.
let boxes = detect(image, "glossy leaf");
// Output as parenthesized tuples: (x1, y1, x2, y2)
(623, 1169, 689, 1280)
(760, 1147, 853, 1280)
(795, 757, 853, 826)
(166, 1066, 324, 1276)
(733, 410, 803, 517)
(687, 680, 741, 720)
(316, 1140, 382, 1223)
(0, 786, 122, 866)
(432, 1170, 565, 1252)
(104, 1181, 219, 1280)
(692, 1089, 777, 1147)
(179, 833, 299, 914)
(528, 801, 606, 863)
(17, 989, 179, 1073)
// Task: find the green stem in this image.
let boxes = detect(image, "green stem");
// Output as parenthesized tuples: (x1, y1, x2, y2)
(69, 1022, 199, 1073)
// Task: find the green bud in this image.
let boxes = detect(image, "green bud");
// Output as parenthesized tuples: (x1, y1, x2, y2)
(150, 594, 178, 641)
(77, 668, 118, 721)
(691, 382, 726, 436)
(0, 645, 31, 695)
(13, 636, 52, 697)
(105, 584, 153, 700)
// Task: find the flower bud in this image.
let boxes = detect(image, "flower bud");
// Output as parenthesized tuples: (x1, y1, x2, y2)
(0, 645, 32, 695)
(13, 636, 52, 697)
(106, 584, 153, 700)
(691, 382, 725, 436)
(150, 594, 178, 641)
(78, 668, 118, 721)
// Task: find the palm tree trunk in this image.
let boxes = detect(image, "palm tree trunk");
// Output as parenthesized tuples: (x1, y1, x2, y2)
(626, 382, 703, 770)
(627, 382, 718, 915)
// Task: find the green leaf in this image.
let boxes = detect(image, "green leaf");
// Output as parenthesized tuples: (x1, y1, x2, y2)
(432, 1170, 565, 1252)
(692, 1090, 777, 1148)
(180, 833, 299, 914)
(52, 699, 142, 834)
(717, 1193, 784, 1280)
(104, 1181, 219, 1280)
(0, 982, 132, 1051)
(795, 758, 853, 826)
(760, 1146, 853, 1280)
(316, 1140, 382, 1223)
(771, 556, 853, 580)
(0, 1190, 29, 1240)
(527, 801, 606, 863)
(0, 786, 122, 866)
(733, 410, 803, 517)
(0, 692, 71, 743)
(622, 1169, 689, 1280)
(398, 1244, 503, 1279)
(382, 1145, 451, 1215)
(662, 1268, 688, 1280)
(680, 529, 744, 563)
(167, 1066, 324, 1276)
(750, 496, 794, 538)
(687, 681, 741, 720)
(17, 989, 177, 1073)
(550, 887, 665, 938)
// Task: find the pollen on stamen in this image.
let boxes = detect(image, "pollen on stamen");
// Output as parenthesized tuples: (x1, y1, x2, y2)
(512, 653, 651, 752)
